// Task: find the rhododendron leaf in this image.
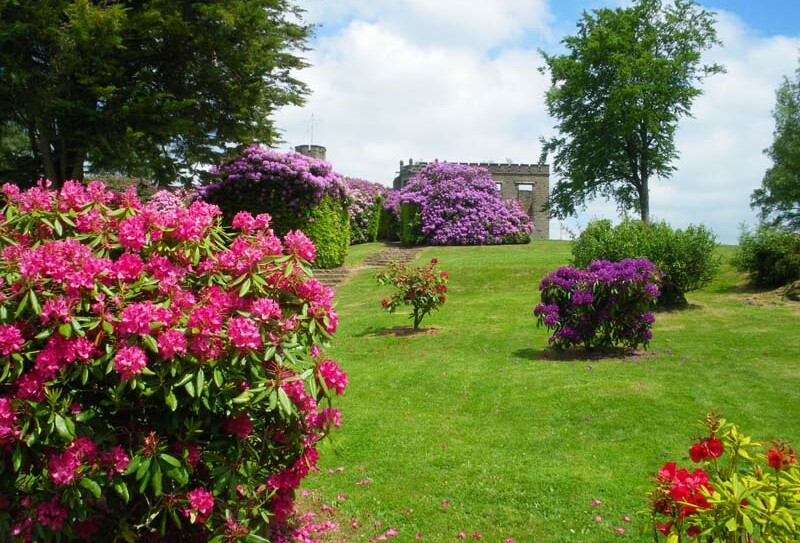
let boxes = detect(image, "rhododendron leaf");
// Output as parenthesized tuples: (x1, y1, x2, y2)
(102, 320, 114, 335)
(12, 445, 22, 472)
(213, 368, 224, 388)
(81, 365, 90, 385)
(152, 464, 163, 496)
(268, 389, 278, 410)
(29, 290, 41, 315)
(142, 334, 159, 354)
(232, 390, 252, 405)
(58, 323, 72, 338)
(184, 379, 196, 398)
(123, 456, 141, 476)
(666, 534, 679, 543)
(244, 533, 271, 543)
(54, 413, 75, 440)
(135, 457, 151, 480)
(166, 467, 189, 486)
(80, 477, 102, 498)
(726, 518, 738, 531)
(138, 471, 151, 494)
(165, 390, 178, 411)
(277, 387, 293, 417)
(742, 513, 754, 533)
(239, 277, 252, 297)
(13, 291, 29, 319)
(175, 373, 194, 387)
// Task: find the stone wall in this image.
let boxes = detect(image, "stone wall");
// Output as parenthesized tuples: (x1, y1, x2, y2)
(393, 160, 550, 240)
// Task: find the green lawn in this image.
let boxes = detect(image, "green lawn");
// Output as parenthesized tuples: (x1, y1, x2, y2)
(300, 241, 800, 543)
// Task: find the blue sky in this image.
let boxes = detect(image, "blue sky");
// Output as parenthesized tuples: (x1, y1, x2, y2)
(274, 1, 800, 244)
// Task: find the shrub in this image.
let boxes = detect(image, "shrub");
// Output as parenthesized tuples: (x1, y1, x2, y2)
(648, 414, 800, 542)
(534, 258, 662, 351)
(344, 178, 386, 245)
(571, 218, 720, 307)
(732, 225, 800, 287)
(144, 188, 195, 213)
(0, 180, 346, 542)
(376, 258, 449, 329)
(377, 190, 401, 242)
(85, 175, 159, 202)
(201, 145, 350, 268)
(397, 162, 533, 246)
(302, 195, 351, 269)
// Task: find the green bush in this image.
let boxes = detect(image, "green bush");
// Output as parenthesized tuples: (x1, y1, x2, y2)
(399, 202, 425, 246)
(572, 218, 720, 307)
(733, 225, 800, 287)
(377, 206, 400, 241)
(304, 195, 351, 268)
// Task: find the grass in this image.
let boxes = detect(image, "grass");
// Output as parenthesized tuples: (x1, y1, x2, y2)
(300, 241, 800, 543)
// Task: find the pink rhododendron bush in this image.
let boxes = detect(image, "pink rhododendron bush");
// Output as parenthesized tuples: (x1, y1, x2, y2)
(0, 181, 347, 542)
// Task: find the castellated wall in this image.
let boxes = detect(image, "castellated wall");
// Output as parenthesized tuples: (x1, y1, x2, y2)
(393, 161, 551, 240)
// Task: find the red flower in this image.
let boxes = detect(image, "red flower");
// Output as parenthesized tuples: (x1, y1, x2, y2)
(689, 436, 724, 462)
(767, 440, 797, 470)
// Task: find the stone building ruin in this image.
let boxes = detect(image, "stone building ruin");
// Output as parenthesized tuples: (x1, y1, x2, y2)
(393, 159, 550, 240)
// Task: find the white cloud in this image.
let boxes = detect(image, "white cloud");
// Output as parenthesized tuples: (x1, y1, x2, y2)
(275, 1, 800, 244)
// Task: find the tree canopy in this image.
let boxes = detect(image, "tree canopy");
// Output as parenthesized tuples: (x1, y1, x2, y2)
(751, 59, 800, 232)
(0, 0, 311, 187)
(539, 0, 723, 222)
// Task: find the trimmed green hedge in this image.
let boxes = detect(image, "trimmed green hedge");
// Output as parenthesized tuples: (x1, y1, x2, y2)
(399, 202, 425, 246)
(304, 195, 351, 268)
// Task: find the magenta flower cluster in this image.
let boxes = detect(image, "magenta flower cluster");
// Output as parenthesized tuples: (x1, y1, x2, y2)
(344, 177, 387, 244)
(202, 144, 347, 227)
(534, 258, 662, 351)
(0, 180, 346, 542)
(397, 162, 533, 245)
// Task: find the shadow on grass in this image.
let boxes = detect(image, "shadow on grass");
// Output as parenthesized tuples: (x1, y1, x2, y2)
(353, 326, 441, 338)
(512, 346, 641, 362)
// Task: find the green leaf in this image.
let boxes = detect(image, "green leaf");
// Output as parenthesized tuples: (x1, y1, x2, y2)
(232, 390, 252, 404)
(195, 370, 204, 396)
(29, 290, 41, 315)
(277, 387, 293, 416)
(165, 389, 178, 411)
(239, 277, 252, 297)
(142, 334, 159, 353)
(742, 513, 754, 534)
(213, 368, 223, 388)
(113, 481, 130, 503)
(80, 477, 102, 498)
(184, 380, 196, 398)
(12, 445, 22, 472)
(135, 457, 151, 480)
(159, 453, 181, 468)
(58, 323, 72, 338)
(166, 467, 189, 486)
(151, 462, 163, 496)
(244, 534, 271, 543)
(123, 455, 141, 476)
(725, 517, 738, 531)
(54, 413, 75, 440)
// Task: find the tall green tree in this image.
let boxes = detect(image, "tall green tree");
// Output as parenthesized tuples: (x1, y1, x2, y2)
(751, 59, 800, 232)
(539, 0, 724, 222)
(0, 0, 311, 187)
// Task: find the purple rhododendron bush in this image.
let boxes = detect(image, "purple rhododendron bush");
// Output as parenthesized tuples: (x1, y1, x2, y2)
(535, 258, 662, 351)
(344, 178, 386, 244)
(0, 181, 347, 542)
(201, 145, 350, 269)
(398, 162, 533, 245)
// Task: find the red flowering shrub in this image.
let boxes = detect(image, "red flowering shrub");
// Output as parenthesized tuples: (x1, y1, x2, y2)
(649, 414, 800, 542)
(0, 181, 346, 542)
(376, 258, 449, 329)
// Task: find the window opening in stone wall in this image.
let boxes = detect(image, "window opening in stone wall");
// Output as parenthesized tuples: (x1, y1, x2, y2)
(495, 182, 502, 191)
(517, 183, 533, 191)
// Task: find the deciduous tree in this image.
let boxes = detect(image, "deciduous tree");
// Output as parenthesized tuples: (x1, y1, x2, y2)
(751, 59, 800, 232)
(539, 0, 723, 222)
(0, 0, 311, 187)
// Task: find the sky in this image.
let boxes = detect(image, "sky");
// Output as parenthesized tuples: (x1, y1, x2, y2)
(272, 1, 800, 244)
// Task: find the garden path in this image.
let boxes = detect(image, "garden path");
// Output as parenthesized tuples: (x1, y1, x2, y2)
(313, 242, 422, 290)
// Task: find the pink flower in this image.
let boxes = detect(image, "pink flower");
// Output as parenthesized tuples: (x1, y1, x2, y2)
(592, 499, 602, 506)
(458, 531, 466, 539)
(473, 533, 482, 540)
(0, 397, 20, 444)
(101, 446, 130, 477)
(68, 436, 98, 463)
(37, 496, 68, 530)
(387, 527, 398, 536)
(318, 359, 348, 395)
(615, 527, 625, 535)
(114, 346, 148, 380)
(416, 534, 423, 540)
(284, 230, 316, 262)
(442, 500, 450, 507)
(158, 329, 187, 360)
(0, 324, 24, 356)
(117, 215, 148, 251)
(227, 316, 262, 350)
(48, 449, 82, 486)
(251, 297, 282, 320)
(225, 412, 253, 440)
(595, 515, 603, 522)
(117, 302, 170, 336)
(184, 487, 215, 522)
